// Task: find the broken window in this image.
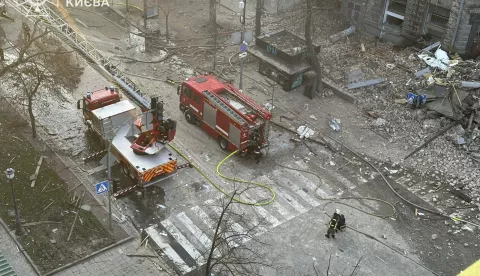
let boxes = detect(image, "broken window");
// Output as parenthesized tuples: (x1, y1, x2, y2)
(383, 0, 406, 26)
(424, 4, 450, 39)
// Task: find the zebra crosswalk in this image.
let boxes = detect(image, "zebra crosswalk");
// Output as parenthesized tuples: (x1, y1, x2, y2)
(145, 164, 359, 275)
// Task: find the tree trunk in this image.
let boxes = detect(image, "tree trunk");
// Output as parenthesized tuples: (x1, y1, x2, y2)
(209, 0, 216, 30)
(305, 0, 323, 96)
(165, 13, 169, 39)
(255, 0, 262, 37)
(27, 96, 36, 138)
(143, 0, 147, 28)
(213, 17, 217, 71)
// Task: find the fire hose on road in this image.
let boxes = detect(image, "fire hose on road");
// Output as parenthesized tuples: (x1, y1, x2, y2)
(168, 144, 276, 206)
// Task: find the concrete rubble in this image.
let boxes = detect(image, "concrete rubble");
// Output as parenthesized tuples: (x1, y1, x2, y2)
(316, 36, 480, 208)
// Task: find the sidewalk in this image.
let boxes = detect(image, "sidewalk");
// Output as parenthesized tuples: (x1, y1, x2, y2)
(1, 222, 168, 276)
(53, 237, 166, 276)
(0, 221, 37, 276)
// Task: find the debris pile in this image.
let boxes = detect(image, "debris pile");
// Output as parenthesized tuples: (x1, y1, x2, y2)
(321, 38, 480, 207)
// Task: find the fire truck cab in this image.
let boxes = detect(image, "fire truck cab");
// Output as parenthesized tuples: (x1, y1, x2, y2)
(178, 75, 272, 153)
(77, 86, 122, 132)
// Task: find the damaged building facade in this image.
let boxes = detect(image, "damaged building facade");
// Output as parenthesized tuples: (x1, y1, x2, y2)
(341, 0, 480, 58)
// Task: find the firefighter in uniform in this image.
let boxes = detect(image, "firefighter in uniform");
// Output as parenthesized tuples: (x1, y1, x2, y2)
(325, 209, 340, 239)
(22, 22, 30, 41)
(336, 214, 346, 232)
(253, 144, 262, 164)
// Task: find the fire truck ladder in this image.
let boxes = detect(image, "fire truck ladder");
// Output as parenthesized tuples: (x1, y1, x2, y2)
(5, 0, 151, 111)
(203, 90, 247, 125)
(226, 86, 272, 120)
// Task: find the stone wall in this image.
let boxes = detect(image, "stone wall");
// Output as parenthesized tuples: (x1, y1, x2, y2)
(217, 0, 300, 14)
(442, 0, 480, 55)
(363, 0, 383, 26)
(401, 0, 428, 38)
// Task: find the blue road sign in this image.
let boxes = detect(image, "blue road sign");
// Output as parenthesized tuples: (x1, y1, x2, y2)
(240, 42, 247, 53)
(95, 180, 109, 195)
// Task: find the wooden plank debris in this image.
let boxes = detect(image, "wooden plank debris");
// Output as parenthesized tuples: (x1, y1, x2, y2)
(347, 78, 386, 89)
(67, 191, 85, 242)
(421, 41, 441, 52)
(30, 155, 44, 187)
(67, 183, 83, 193)
(461, 81, 480, 88)
(43, 200, 54, 210)
(24, 220, 60, 227)
(41, 181, 51, 193)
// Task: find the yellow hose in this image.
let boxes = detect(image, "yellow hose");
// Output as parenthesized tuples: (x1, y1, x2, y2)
(168, 145, 276, 206)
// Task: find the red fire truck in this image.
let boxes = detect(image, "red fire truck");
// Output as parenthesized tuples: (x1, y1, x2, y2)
(77, 86, 181, 190)
(178, 75, 272, 153)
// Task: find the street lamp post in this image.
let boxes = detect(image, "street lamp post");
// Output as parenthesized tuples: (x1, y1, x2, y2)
(5, 168, 26, 236)
(239, 0, 247, 90)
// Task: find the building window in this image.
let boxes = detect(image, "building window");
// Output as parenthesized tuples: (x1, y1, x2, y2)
(383, 0, 406, 26)
(424, 4, 450, 39)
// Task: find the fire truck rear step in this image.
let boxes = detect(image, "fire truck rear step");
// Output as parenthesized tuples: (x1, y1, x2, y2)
(113, 163, 191, 198)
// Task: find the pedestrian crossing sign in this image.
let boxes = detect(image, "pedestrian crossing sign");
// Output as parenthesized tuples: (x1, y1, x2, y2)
(95, 180, 109, 195)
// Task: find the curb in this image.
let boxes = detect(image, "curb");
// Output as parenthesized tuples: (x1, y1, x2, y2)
(322, 78, 357, 104)
(42, 236, 134, 276)
(0, 217, 42, 276)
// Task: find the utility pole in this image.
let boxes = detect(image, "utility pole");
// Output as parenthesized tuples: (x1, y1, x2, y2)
(239, 0, 246, 90)
(107, 139, 112, 230)
(255, 0, 261, 38)
(143, 0, 147, 28)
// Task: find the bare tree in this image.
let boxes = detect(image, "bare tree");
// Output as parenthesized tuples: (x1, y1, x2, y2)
(159, 0, 172, 39)
(310, 255, 364, 276)
(0, 20, 52, 78)
(205, 189, 272, 276)
(305, 0, 323, 95)
(7, 21, 83, 138)
(209, 0, 216, 31)
(255, 0, 262, 37)
(210, 0, 217, 71)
